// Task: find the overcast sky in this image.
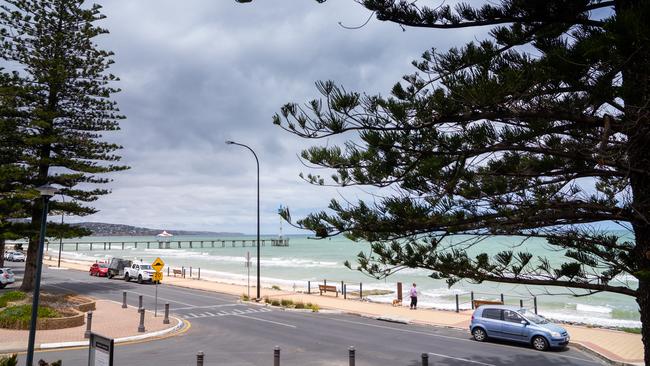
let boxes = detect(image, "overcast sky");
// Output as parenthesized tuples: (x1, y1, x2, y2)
(66, 0, 478, 235)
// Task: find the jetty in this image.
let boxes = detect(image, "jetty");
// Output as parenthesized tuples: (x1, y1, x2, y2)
(27, 238, 289, 252)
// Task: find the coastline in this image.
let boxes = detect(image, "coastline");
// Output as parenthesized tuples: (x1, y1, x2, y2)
(41, 254, 640, 332)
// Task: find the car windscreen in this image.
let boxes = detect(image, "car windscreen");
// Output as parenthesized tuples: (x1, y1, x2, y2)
(519, 309, 549, 324)
(99, 264, 108, 268)
(140, 264, 153, 270)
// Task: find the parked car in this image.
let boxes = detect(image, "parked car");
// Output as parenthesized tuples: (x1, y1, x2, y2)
(469, 305, 570, 351)
(124, 261, 157, 284)
(0, 268, 15, 288)
(6, 252, 25, 262)
(89, 262, 109, 277)
(107, 258, 132, 279)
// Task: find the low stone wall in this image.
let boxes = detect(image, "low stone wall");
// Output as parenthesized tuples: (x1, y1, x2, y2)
(37, 309, 85, 330)
(71, 296, 96, 312)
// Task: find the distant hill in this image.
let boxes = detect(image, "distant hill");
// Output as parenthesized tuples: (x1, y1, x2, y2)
(70, 222, 243, 237)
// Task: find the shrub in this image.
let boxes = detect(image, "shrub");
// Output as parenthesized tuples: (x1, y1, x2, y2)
(241, 293, 250, 301)
(264, 297, 271, 304)
(0, 291, 27, 308)
(280, 299, 293, 307)
(310, 304, 320, 312)
(294, 302, 305, 309)
(0, 305, 60, 329)
(271, 285, 281, 291)
(0, 354, 17, 366)
(271, 300, 281, 306)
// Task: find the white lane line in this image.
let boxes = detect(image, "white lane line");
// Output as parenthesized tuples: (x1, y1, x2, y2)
(232, 314, 296, 328)
(205, 312, 216, 317)
(427, 352, 496, 366)
(187, 313, 199, 318)
(172, 303, 240, 310)
(324, 317, 600, 364)
(218, 311, 228, 316)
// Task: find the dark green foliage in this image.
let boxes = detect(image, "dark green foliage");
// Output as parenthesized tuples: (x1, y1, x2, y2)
(277, 1, 649, 297)
(0, 0, 127, 290)
(0, 354, 17, 366)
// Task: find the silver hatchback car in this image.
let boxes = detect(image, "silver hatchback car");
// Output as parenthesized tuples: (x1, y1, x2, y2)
(469, 305, 570, 351)
(0, 268, 16, 289)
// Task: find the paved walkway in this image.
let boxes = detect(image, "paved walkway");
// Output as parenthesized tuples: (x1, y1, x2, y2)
(0, 299, 175, 353)
(44, 258, 645, 365)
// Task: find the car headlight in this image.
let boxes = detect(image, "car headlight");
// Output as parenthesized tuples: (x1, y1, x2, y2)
(550, 331, 562, 338)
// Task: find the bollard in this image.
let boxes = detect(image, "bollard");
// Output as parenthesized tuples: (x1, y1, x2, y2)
(167, 267, 170, 276)
(308, 281, 311, 294)
(421, 353, 429, 366)
(198, 267, 200, 280)
(344, 284, 347, 299)
(349, 346, 355, 366)
(190, 266, 193, 278)
(84, 311, 93, 339)
(138, 308, 145, 332)
(534, 296, 538, 314)
(455, 294, 459, 312)
(122, 291, 127, 308)
(196, 351, 204, 366)
(274, 346, 280, 366)
(341, 281, 344, 295)
(500, 293, 504, 304)
(470, 291, 475, 309)
(164, 303, 170, 324)
(138, 295, 143, 310)
(520, 299, 523, 308)
(360, 283, 363, 299)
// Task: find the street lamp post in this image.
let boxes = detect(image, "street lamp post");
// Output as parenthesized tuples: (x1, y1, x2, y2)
(225, 140, 260, 301)
(57, 195, 64, 268)
(26, 185, 58, 366)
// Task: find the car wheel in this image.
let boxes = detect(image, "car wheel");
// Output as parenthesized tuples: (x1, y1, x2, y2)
(137, 275, 143, 284)
(0, 283, 5, 289)
(532, 336, 549, 351)
(472, 328, 487, 342)
(124, 274, 130, 282)
(108, 274, 113, 279)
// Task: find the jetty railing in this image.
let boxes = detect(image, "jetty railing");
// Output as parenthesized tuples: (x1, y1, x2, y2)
(34, 238, 290, 252)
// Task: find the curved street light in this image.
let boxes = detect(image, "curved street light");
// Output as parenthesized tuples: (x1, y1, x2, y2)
(225, 140, 261, 301)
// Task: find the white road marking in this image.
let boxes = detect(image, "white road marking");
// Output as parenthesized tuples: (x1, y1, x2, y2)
(427, 352, 497, 366)
(232, 314, 296, 328)
(187, 313, 199, 318)
(324, 317, 601, 364)
(173, 303, 240, 310)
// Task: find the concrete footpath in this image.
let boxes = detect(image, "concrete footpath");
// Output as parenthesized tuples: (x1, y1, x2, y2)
(0, 298, 183, 353)
(45, 258, 645, 365)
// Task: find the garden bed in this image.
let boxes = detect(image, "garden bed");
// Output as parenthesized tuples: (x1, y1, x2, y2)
(0, 291, 93, 330)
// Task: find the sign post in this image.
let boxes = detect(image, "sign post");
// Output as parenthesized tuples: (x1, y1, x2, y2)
(151, 257, 165, 317)
(88, 333, 114, 366)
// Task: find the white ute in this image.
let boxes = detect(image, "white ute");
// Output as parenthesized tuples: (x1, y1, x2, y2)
(124, 261, 157, 284)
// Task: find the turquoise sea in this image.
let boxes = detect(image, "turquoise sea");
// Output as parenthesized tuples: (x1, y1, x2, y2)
(45, 233, 640, 328)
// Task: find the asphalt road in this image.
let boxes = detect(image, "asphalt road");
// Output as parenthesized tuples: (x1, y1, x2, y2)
(1, 262, 604, 366)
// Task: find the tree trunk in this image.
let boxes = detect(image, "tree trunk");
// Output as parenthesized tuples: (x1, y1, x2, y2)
(20, 205, 41, 292)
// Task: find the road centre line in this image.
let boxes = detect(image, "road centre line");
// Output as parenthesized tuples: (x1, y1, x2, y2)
(233, 314, 296, 328)
(324, 317, 601, 364)
(426, 352, 497, 366)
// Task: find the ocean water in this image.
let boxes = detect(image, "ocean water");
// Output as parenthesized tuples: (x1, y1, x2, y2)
(44, 234, 641, 329)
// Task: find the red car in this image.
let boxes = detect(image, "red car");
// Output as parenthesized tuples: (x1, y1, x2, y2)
(89, 263, 109, 277)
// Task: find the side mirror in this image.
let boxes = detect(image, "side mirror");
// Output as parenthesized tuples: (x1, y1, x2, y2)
(520, 320, 528, 325)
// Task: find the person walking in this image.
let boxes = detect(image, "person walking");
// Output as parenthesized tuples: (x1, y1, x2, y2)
(409, 283, 418, 310)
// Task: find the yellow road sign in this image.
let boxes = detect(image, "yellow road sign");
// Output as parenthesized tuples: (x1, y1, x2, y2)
(152, 257, 165, 272)
(152, 272, 163, 282)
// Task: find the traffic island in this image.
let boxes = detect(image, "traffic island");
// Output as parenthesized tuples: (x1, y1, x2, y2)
(0, 299, 183, 353)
